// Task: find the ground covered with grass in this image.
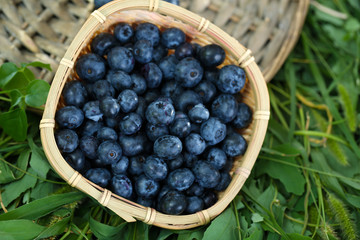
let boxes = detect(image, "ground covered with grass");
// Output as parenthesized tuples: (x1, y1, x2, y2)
(0, 1, 359, 239)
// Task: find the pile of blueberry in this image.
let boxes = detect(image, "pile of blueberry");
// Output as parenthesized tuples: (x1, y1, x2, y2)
(55, 21, 252, 215)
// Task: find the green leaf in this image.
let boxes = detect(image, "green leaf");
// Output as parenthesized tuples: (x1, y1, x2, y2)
(0, 192, 85, 221)
(345, 18, 360, 32)
(34, 216, 70, 239)
(0, 108, 28, 141)
(14, 150, 30, 179)
(338, 84, 357, 132)
(251, 213, 264, 223)
(0, 155, 15, 184)
(28, 136, 51, 178)
(1, 168, 37, 207)
(0, 62, 18, 88)
(0, 219, 46, 240)
(25, 61, 52, 71)
(244, 224, 263, 240)
(177, 230, 204, 240)
(257, 145, 305, 195)
(30, 181, 60, 200)
(156, 229, 174, 240)
(203, 207, 237, 240)
(1, 72, 31, 91)
(25, 79, 50, 107)
(89, 214, 127, 240)
(283, 233, 312, 240)
(9, 89, 25, 110)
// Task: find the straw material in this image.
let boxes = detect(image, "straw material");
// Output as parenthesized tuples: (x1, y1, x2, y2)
(0, 0, 308, 83)
(40, 0, 270, 229)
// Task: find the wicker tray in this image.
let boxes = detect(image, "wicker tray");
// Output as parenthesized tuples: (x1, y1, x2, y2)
(0, 0, 309, 83)
(40, 0, 270, 229)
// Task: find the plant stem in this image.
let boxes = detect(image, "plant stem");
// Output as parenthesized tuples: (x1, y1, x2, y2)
(232, 200, 242, 240)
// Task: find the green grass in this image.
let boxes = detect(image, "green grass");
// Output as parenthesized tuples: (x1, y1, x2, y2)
(0, 1, 359, 239)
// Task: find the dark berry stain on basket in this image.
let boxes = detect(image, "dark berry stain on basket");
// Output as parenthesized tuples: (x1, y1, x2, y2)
(55, 21, 252, 216)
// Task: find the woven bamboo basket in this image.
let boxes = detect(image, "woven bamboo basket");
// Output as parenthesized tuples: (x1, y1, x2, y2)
(40, 0, 270, 229)
(0, 0, 308, 83)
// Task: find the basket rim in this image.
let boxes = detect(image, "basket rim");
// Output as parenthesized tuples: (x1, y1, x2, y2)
(40, 0, 270, 229)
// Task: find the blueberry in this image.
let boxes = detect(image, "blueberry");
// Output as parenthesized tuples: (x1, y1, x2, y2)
(183, 151, 198, 168)
(56, 106, 84, 129)
(83, 101, 103, 121)
(104, 116, 121, 129)
(159, 190, 186, 215)
(217, 65, 246, 94)
(63, 81, 88, 107)
(188, 104, 209, 123)
(222, 132, 247, 157)
(135, 23, 160, 46)
(137, 197, 154, 207)
(133, 39, 153, 64)
(93, 80, 114, 100)
(81, 120, 103, 136)
(198, 44, 225, 68)
(119, 113, 143, 135)
(143, 155, 168, 181)
(186, 196, 204, 214)
(192, 43, 201, 57)
(202, 190, 218, 208)
(106, 70, 133, 91)
(212, 94, 238, 123)
(207, 148, 227, 170)
(94, 0, 112, 9)
(156, 96, 173, 104)
(97, 127, 118, 142)
(222, 158, 234, 172)
(55, 129, 79, 153)
(111, 175, 133, 198)
(114, 23, 134, 44)
(167, 168, 195, 191)
(97, 140, 122, 165)
(190, 123, 201, 134)
(135, 174, 160, 198)
(175, 42, 194, 60)
(111, 156, 129, 175)
(186, 183, 204, 197)
(185, 133, 206, 155)
(175, 57, 203, 88)
(193, 161, 221, 188)
(169, 112, 191, 138)
(85, 168, 111, 188)
(164, 0, 179, 5)
(143, 89, 160, 104)
(204, 68, 219, 83)
(130, 73, 147, 95)
(153, 135, 182, 160)
(79, 135, 98, 159)
(214, 172, 231, 191)
(135, 97, 147, 119)
(129, 155, 146, 175)
(157, 185, 171, 203)
(194, 81, 217, 104)
(161, 28, 185, 49)
(168, 154, 184, 170)
(152, 44, 168, 62)
(200, 117, 227, 145)
(145, 100, 175, 126)
(64, 149, 85, 171)
(141, 63, 163, 89)
(119, 133, 146, 156)
(107, 47, 135, 73)
(117, 90, 139, 113)
(91, 33, 117, 56)
(160, 80, 182, 99)
(175, 90, 202, 112)
(76, 53, 106, 83)
(99, 96, 121, 118)
(232, 103, 252, 129)
(158, 55, 179, 80)
(146, 123, 169, 142)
